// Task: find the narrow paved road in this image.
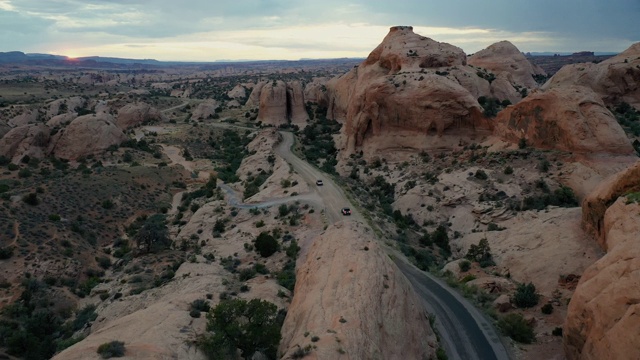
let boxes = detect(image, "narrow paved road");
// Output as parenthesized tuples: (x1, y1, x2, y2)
(273, 131, 511, 360)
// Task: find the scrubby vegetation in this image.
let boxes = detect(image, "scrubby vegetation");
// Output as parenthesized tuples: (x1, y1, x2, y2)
(198, 299, 284, 360)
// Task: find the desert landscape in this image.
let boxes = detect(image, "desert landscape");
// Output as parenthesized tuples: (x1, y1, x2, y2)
(0, 12, 639, 360)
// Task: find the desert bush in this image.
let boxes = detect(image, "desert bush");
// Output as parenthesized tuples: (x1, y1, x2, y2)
(503, 166, 514, 175)
(497, 313, 535, 344)
(465, 238, 495, 267)
(552, 327, 563, 336)
(97, 340, 125, 358)
(23, 192, 39, 206)
(254, 232, 278, 257)
(541, 303, 554, 314)
(459, 260, 471, 272)
(512, 282, 539, 308)
(198, 299, 283, 360)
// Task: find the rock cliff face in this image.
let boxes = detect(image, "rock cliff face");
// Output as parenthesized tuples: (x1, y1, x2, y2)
(326, 26, 489, 156)
(544, 42, 640, 108)
(581, 161, 640, 249)
(468, 40, 546, 103)
(0, 124, 50, 162)
(8, 110, 38, 127)
(565, 187, 640, 359)
(116, 103, 165, 130)
(227, 84, 246, 100)
(286, 81, 308, 128)
(256, 80, 309, 128)
(257, 80, 288, 126)
(494, 85, 634, 154)
(246, 80, 268, 108)
(279, 221, 437, 359)
(49, 113, 127, 160)
(304, 77, 329, 107)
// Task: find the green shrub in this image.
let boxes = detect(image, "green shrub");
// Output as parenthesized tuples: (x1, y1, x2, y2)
(0, 246, 13, 259)
(497, 313, 535, 343)
(459, 260, 471, 272)
(22, 192, 39, 205)
(97, 340, 125, 358)
(198, 299, 283, 360)
(474, 169, 488, 180)
(541, 303, 554, 314)
(465, 238, 495, 267)
(254, 232, 278, 257)
(503, 166, 514, 175)
(512, 282, 539, 308)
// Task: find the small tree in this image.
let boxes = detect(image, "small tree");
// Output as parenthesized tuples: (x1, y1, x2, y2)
(134, 214, 170, 253)
(465, 238, 495, 267)
(512, 282, 539, 308)
(255, 232, 278, 257)
(199, 299, 283, 360)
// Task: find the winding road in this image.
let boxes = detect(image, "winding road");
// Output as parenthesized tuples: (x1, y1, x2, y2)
(272, 131, 511, 360)
(158, 126, 511, 359)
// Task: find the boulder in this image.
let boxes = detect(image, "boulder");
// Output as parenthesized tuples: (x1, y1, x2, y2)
(191, 100, 219, 120)
(116, 103, 165, 130)
(49, 113, 128, 160)
(0, 124, 50, 162)
(493, 294, 512, 313)
(493, 85, 634, 155)
(279, 221, 437, 359)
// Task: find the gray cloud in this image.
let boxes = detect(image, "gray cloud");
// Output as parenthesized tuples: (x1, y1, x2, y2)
(1, 0, 638, 56)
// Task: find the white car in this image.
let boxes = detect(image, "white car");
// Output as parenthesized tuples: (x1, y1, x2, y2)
(316, 180, 323, 186)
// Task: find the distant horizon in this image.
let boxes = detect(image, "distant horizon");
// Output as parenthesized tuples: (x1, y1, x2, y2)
(0, 48, 622, 65)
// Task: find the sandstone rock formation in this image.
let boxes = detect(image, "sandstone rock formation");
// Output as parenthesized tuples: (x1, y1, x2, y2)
(245, 80, 268, 107)
(257, 80, 287, 126)
(46, 112, 77, 128)
(279, 221, 437, 359)
(8, 110, 38, 127)
(468, 41, 546, 103)
(581, 161, 640, 249)
(326, 26, 490, 156)
(286, 81, 309, 128)
(544, 42, 640, 108)
(227, 84, 246, 100)
(46, 96, 86, 119)
(304, 77, 329, 107)
(0, 124, 50, 162)
(49, 113, 128, 160)
(494, 85, 634, 154)
(565, 194, 640, 359)
(191, 100, 219, 120)
(116, 103, 165, 130)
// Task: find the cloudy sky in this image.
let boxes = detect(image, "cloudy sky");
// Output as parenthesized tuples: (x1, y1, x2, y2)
(1, 0, 638, 61)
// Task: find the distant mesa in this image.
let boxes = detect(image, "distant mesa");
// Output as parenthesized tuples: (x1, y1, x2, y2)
(572, 51, 595, 56)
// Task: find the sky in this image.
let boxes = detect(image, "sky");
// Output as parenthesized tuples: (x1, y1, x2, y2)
(1, 0, 639, 61)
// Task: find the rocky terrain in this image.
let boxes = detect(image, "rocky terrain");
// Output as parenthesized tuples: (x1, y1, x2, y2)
(1, 24, 639, 360)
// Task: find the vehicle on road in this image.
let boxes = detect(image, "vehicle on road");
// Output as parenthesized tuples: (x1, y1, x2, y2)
(341, 207, 351, 215)
(316, 179, 323, 186)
